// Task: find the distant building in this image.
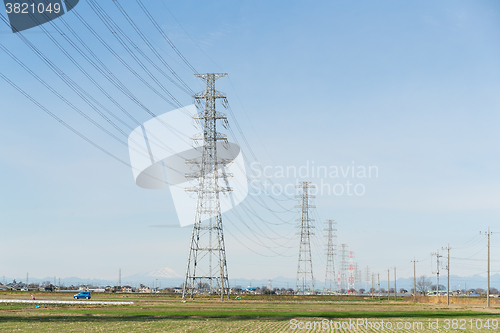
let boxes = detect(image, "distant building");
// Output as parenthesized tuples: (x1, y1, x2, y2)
(243, 287, 258, 294)
(121, 286, 133, 293)
(139, 286, 152, 293)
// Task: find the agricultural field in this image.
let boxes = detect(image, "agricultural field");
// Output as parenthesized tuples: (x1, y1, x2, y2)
(0, 292, 499, 332)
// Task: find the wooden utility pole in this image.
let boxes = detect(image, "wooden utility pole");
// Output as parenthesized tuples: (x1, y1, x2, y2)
(431, 250, 441, 303)
(442, 245, 451, 306)
(411, 258, 418, 302)
(480, 228, 493, 307)
(487, 229, 490, 308)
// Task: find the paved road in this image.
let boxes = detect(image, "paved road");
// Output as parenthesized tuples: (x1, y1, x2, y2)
(0, 299, 134, 305)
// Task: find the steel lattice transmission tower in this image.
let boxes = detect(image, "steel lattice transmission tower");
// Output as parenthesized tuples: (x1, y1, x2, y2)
(182, 73, 231, 301)
(339, 244, 347, 292)
(348, 251, 355, 293)
(295, 182, 315, 295)
(324, 219, 337, 293)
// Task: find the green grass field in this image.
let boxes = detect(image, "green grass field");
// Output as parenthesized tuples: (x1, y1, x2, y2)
(0, 292, 499, 332)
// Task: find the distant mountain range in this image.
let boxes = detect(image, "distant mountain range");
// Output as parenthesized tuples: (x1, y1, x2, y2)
(2, 268, 500, 290)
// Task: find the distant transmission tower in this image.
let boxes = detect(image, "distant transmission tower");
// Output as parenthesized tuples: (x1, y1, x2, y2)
(295, 182, 315, 295)
(324, 220, 337, 293)
(365, 266, 370, 291)
(340, 244, 347, 292)
(354, 264, 361, 290)
(348, 251, 355, 293)
(182, 73, 231, 301)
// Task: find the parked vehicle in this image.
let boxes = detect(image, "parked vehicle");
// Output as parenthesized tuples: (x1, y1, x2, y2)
(73, 292, 91, 299)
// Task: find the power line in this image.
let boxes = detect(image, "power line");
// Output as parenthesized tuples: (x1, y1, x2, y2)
(87, 0, 190, 106)
(136, 0, 198, 74)
(112, 0, 194, 94)
(0, 72, 161, 181)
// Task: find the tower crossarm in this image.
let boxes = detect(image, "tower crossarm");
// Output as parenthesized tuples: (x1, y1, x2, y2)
(192, 133, 228, 141)
(186, 172, 234, 179)
(194, 90, 227, 100)
(185, 157, 233, 165)
(185, 186, 233, 193)
(193, 111, 227, 120)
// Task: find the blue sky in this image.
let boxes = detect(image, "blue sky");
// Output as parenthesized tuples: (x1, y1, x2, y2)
(0, 0, 499, 286)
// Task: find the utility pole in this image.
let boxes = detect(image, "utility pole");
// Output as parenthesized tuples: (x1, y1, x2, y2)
(442, 245, 451, 306)
(487, 229, 490, 308)
(481, 228, 493, 307)
(431, 250, 442, 303)
(324, 220, 337, 293)
(295, 182, 315, 295)
(183, 73, 231, 301)
(387, 269, 390, 301)
(394, 267, 397, 301)
(411, 258, 418, 302)
(118, 268, 121, 288)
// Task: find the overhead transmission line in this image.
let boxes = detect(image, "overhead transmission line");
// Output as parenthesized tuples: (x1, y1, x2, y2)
(98, 1, 300, 243)
(0, 13, 186, 177)
(135, 0, 198, 74)
(152, 0, 295, 202)
(2, 2, 192, 153)
(121, 0, 296, 207)
(0, 72, 163, 183)
(87, 0, 192, 107)
(112, 0, 195, 92)
(4, 1, 300, 256)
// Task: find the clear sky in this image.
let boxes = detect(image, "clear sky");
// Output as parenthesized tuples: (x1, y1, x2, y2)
(0, 0, 499, 285)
